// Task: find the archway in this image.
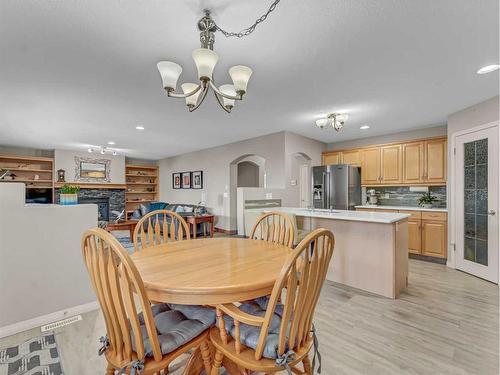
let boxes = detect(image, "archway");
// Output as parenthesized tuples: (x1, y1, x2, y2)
(291, 152, 312, 208)
(229, 154, 266, 231)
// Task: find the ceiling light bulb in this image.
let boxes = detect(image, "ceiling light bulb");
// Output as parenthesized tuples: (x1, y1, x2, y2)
(157, 61, 183, 91)
(360, 125, 370, 130)
(219, 84, 236, 108)
(107, 141, 115, 145)
(88, 148, 93, 153)
(182, 83, 202, 108)
(112, 151, 117, 156)
(336, 114, 348, 123)
(192, 48, 219, 80)
(100, 148, 105, 154)
(477, 64, 500, 74)
(136, 125, 145, 130)
(229, 65, 253, 94)
(316, 119, 328, 129)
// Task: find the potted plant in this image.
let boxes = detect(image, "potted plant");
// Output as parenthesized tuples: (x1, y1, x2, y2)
(418, 192, 438, 209)
(60, 184, 80, 205)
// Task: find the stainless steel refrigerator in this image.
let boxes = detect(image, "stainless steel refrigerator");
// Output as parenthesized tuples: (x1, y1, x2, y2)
(312, 164, 361, 210)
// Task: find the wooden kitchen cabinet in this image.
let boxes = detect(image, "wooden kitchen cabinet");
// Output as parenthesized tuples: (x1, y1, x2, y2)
(406, 220, 422, 254)
(380, 145, 402, 184)
(322, 136, 447, 186)
(402, 142, 425, 184)
(360, 147, 381, 185)
(424, 138, 447, 184)
(421, 220, 447, 258)
(341, 149, 361, 166)
(322, 151, 341, 165)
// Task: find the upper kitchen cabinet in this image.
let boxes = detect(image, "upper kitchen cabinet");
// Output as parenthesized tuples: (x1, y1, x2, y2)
(360, 147, 381, 185)
(324, 136, 447, 186)
(341, 149, 361, 166)
(403, 142, 425, 184)
(322, 151, 341, 165)
(380, 144, 402, 184)
(424, 138, 447, 184)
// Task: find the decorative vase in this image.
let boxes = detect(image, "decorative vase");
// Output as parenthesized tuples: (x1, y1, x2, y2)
(60, 193, 78, 205)
(422, 203, 433, 209)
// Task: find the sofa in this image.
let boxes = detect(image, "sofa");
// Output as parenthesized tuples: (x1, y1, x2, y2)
(131, 202, 210, 236)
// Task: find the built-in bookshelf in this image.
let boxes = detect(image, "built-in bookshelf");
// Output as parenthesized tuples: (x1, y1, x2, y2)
(0, 155, 55, 203)
(125, 164, 159, 219)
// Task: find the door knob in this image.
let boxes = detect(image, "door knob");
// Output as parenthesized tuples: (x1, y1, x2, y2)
(488, 209, 496, 216)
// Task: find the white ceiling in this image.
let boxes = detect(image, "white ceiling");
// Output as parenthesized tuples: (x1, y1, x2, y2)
(0, 0, 498, 159)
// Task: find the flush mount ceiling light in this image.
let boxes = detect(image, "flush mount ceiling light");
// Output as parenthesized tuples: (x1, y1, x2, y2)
(477, 64, 500, 74)
(315, 113, 349, 131)
(157, 1, 281, 113)
(135, 125, 145, 130)
(360, 125, 370, 130)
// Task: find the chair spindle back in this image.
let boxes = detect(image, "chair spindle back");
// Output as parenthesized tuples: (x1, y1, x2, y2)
(249, 212, 296, 248)
(133, 209, 190, 252)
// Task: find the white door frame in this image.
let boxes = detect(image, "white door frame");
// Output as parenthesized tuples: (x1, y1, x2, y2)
(449, 121, 499, 283)
(299, 164, 310, 208)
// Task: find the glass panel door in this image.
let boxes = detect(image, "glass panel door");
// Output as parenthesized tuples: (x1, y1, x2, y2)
(463, 139, 488, 265)
(455, 124, 498, 283)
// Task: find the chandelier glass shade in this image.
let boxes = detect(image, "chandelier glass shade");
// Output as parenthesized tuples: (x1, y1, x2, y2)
(316, 113, 348, 131)
(157, 13, 253, 113)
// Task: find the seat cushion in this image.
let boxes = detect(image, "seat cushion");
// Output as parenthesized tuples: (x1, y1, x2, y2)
(132, 303, 215, 356)
(218, 297, 286, 359)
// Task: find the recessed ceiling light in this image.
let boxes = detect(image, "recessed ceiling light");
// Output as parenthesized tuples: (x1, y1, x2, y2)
(135, 125, 145, 130)
(477, 64, 500, 74)
(107, 141, 115, 145)
(360, 125, 370, 130)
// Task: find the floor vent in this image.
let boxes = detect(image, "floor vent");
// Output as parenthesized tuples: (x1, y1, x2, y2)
(41, 315, 82, 332)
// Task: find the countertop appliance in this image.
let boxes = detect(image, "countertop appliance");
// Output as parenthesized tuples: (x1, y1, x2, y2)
(367, 189, 378, 205)
(312, 164, 361, 210)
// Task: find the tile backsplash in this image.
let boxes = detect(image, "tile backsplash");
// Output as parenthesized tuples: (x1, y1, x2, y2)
(365, 186, 447, 208)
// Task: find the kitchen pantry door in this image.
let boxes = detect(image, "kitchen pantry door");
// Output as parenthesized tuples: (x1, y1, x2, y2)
(455, 123, 499, 283)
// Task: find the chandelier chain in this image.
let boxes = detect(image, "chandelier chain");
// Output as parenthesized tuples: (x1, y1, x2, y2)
(213, 0, 281, 38)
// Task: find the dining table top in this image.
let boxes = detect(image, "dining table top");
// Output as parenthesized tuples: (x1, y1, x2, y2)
(130, 237, 292, 305)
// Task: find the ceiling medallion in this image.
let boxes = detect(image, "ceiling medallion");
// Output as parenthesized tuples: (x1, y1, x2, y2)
(156, 1, 281, 113)
(315, 113, 349, 131)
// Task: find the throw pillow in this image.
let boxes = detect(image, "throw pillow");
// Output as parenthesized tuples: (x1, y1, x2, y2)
(175, 205, 184, 213)
(139, 204, 149, 216)
(183, 206, 194, 213)
(150, 201, 167, 211)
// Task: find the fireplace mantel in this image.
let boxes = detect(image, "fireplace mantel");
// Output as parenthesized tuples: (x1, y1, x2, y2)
(54, 182, 126, 190)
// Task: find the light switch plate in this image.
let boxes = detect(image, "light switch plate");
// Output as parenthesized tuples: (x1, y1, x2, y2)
(266, 193, 273, 199)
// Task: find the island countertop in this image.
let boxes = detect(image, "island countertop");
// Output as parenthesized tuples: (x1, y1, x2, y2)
(259, 207, 410, 224)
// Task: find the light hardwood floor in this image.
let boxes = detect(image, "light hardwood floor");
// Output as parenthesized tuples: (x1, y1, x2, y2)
(1, 259, 498, 374)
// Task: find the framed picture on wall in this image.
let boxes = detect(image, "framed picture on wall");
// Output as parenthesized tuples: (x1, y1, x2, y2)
(192, 170, 203, 189)
(172, 172, 181, 189)
(181, 172, 191, 189)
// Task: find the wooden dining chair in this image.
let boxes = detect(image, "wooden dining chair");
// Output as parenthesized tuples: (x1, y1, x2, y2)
(82, 228, 215, 375)
(209, 228, 335, 375)
(249, 211, 296, 248)
(132, 209, 190, 252)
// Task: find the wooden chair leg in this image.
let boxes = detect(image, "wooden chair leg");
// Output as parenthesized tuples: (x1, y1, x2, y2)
(105, 364, 115, 375)
(302, 353, 312, 375)
(210, 349, 224, 375)
(200, 340, 212, 375)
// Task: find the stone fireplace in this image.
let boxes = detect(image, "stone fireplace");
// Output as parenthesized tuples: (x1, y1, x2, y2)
(55, 188, 125, 223)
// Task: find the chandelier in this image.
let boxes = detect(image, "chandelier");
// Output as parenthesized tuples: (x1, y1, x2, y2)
(156, 1, 281, 113)
(315, 113, 349, 131)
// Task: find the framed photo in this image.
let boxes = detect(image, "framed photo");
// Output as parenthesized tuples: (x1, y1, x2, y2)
(172, 172, 181, 189)
(192, 170, 203, 189)
(74, 156, 110, 182)
(181, 172, 191, 189)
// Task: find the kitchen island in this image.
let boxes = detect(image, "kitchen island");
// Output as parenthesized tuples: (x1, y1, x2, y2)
(259, 207, 410, 299)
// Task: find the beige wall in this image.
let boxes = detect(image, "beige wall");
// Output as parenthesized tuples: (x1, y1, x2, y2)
(159, 131, 326, 230)
(0, 183, 97, 336)
(327, 125, 447, 150)
(54, 149, 126, 184)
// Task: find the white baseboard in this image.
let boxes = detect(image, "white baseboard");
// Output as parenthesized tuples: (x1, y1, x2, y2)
(0, 301, 99, 339)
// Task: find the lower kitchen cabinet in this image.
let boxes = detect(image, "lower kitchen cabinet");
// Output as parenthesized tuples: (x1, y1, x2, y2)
(356, 207, 447, 259)
(421, 220, 447, 258)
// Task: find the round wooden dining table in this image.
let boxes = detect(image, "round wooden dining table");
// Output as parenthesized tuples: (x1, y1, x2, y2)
(130, 237, 292, 305)
(130, 237, 292, 375)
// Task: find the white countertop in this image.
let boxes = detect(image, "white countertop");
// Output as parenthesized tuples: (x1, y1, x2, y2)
(257, 207, 410, 224)
(355, 205, 448, 212)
